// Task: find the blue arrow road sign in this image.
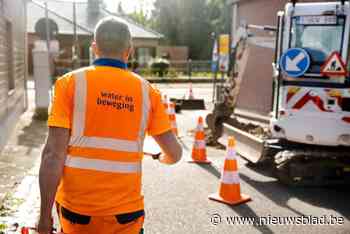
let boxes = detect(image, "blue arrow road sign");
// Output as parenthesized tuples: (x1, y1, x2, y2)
(280, 48, 311, 78)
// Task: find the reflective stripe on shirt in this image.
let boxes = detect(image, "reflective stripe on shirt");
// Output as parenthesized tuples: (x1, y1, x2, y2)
(65, 155, 142, 173)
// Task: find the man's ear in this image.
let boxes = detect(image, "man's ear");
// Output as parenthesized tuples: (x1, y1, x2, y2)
(91, 41, 99, 57)
(128, 46, 135, 59)
(123, 46, 134, 62)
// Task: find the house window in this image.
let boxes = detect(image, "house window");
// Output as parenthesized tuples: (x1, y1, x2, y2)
(6, 20, 14, 92)
(136, 47, 155, 66)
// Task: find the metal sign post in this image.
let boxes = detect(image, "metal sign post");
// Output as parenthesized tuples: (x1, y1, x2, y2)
(72, 2, 80, 69)
(44, 2, 50, 53)
(211, 32, 219, 103)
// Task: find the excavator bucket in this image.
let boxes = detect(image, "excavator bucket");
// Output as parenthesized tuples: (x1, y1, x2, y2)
(180, 99, 206, 110)
(218, 123, 265, 163)
(170, 98, 206, 110)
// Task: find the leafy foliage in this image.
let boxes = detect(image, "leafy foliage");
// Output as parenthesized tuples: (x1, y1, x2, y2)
(128, 9, 156, 29)
(128, 0, 231, 60)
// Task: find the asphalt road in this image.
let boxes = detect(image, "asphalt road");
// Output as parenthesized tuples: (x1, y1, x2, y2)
(153, 83, 215, 104)
(0, 83, 349, 234)
(142, 84, 350, 234)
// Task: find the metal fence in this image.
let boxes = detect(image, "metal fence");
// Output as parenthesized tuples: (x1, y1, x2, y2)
(169, 60, 212, 74)
(54, 58, 90, 77)
(53, 59, 213, 78)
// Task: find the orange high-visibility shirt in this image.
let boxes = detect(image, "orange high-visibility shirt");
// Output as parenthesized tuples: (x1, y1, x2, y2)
(48, 59, 171, 216)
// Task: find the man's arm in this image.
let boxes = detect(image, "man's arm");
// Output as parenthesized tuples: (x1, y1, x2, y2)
(153, 130, 182, 164)
(38, 127, 70, 233)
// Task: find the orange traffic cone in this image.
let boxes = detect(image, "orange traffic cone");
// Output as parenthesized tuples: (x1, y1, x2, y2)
(189, 83, 194, 100)
(169, 102, 178, 136)
(188, 117, 211, 164)
(162, 94, 169, 114)
(209, 137, 251, 205)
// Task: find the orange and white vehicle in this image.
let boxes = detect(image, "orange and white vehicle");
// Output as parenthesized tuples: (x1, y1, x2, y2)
(221, 0, 350, 185)
(271, 1, 350, 147)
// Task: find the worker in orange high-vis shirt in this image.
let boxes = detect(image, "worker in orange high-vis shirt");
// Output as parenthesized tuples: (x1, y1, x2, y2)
(37, 17, 182, 234)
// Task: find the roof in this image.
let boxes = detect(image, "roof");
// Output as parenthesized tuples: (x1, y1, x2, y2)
(27, 0, 163, 39)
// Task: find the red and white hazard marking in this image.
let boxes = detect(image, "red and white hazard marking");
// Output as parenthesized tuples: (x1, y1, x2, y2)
(286, 87, 342, 113)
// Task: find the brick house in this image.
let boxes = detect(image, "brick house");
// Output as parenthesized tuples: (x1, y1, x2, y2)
(0, 0, 28, 152)
(27, 0, 164, 74)
(157, 46, 189, 61)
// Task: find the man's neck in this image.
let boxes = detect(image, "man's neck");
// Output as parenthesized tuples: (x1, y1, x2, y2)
(96, 56, 126, 63)
(93, 58, 128, 69)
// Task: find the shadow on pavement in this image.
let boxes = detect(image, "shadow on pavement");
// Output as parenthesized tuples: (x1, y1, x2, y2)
(197, 163, 221, 178)
(17, 117, 47, 155)
(228, 204, 274, 234)
(239, 173, 350, 219)
(244, 160, 275, 178)
(197, 164, 274, 233)
(178, 137, 190, 151)
(197, 162, 350, 225)
(0, 114, 47, 204)
(240, 174, 306, 217)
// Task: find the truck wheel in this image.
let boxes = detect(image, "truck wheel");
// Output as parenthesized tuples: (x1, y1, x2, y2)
(205, 113, 214, 132)
(274, 151, 302, 186)
(275, 160, 298, 186)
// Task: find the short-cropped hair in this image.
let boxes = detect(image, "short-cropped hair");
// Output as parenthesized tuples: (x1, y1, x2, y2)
(94, 17, 132, 56)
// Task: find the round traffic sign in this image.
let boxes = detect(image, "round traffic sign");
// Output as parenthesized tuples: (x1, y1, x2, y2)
(280, 48, 311, 78)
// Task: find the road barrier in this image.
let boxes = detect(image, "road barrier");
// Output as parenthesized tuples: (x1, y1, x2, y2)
(169, 83, 206, 110)
(209, 137, 251, 206)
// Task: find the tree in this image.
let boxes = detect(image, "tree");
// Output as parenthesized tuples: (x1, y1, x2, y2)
(127, 0, 156, 30)
(127, 0, 230, 60)
(128, 8, 153, 28)
(207, 0, 231, 35)
(150, 0, 230, 60)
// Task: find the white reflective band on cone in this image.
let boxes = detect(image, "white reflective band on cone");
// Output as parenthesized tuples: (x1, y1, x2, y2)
(197, 124, 204, 131)
(65, 155, 142, 173)
(168, 108, 175, 115)
(69, 70, 150, 153)
(226, 148, 237, 160)
(194, 140, 206, 149)
(221, 171, 240, 184)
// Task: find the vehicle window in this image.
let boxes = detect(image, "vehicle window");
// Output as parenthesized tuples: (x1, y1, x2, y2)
(290, 16, 345, 76)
